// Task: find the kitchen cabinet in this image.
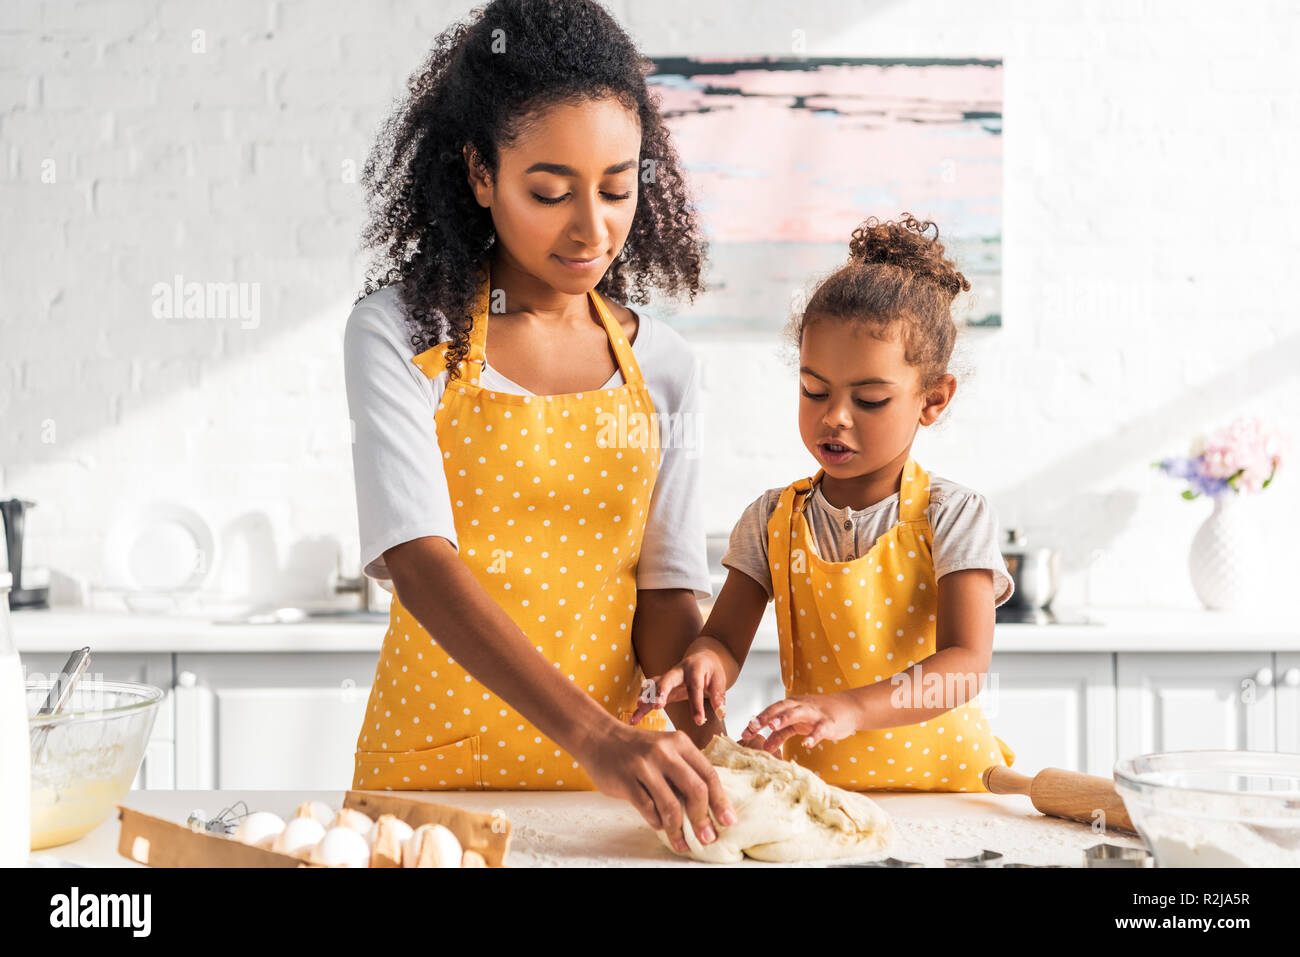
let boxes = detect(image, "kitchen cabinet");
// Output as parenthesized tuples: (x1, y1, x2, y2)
(1117, 652, 1276, 755)
(1275, 652, 1300, 752)
(172, 653, 375, 790)
(985, 653, 1115, 776)
(22, 652, 175, 790)
(16, 609, 1299, 791)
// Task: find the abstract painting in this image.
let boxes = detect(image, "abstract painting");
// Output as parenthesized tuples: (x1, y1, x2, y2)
(648, 57, 1003, 334)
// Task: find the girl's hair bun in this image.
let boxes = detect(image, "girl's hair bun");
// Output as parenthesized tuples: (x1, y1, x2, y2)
(847, 213, 971, 298)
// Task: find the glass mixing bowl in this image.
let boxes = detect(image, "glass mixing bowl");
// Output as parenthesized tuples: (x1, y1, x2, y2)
(1114, 750, 1300, 867)
(26, 679, 164, 850)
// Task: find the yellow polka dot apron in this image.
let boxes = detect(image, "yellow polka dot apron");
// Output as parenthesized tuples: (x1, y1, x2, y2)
(767, 456, 1014, 791)
(353, 265, 667, 791)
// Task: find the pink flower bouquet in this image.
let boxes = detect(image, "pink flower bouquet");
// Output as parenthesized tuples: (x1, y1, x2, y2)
(1154, 417, 1288, 500)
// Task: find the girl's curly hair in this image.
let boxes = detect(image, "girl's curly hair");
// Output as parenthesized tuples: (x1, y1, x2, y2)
(354, 0, 705, 375)
(791, 213, 970, 393)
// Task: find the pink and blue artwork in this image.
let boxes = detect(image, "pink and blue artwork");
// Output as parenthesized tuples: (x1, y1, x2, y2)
(648, 57, 1003, 333)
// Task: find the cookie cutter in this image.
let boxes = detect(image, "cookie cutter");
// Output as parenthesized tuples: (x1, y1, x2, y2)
(1083, 843, 1153, 868)
(944, 849, 1004, 867)
(831, 856, 924, 867)
(1004, 862, 1069, 868)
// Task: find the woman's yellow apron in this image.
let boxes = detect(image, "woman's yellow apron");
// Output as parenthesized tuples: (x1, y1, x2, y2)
(353, 265, 667, 790)
(767, 456, 1014, 791)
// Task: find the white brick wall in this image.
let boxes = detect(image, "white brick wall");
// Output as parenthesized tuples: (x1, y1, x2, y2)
(2, 0, 1296, 611)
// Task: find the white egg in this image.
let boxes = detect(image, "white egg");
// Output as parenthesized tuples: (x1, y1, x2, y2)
(233, 811, 285, 849)
(311, 826, 371, 868)
(368, 814, 413, 847)
(403, 823, 462, 868)
(274, 816, 326, 857)
(294, 800, 333, 828)
(331, 807, 374, 842)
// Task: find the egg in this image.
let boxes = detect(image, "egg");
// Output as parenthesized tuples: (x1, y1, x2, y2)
(294, 800, 333, 829)
(233, 811, 285, 849)
(403, 824, 462, 868)
(274, 816, 326, 857)
(369, 814, 414, 868)
(331, 807, 374, 842)
(367, 813, 413, 848)
(310, 826, 371, 868)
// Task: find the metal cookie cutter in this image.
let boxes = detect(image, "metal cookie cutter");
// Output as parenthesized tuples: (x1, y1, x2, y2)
(944, 849, 1004, 867)
(831, 856, 924, 868)
(1084, 843, 1154, 868)
(1004, 862, 1068, 868)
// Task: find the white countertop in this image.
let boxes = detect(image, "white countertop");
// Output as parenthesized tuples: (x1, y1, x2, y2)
(33, 787, 1148, 868)
(11, 605, 1300, 654)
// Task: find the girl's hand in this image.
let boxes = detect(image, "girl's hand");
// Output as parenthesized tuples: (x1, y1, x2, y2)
(739, 693, 859, 756)
(629, 649, 728, 728)
(577, 723, 737, 853)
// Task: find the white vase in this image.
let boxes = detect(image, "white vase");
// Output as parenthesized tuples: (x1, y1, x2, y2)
(1187, 494, 1260, 611)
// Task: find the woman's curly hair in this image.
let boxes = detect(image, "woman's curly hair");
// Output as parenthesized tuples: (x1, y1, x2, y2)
(791, 213, 970, 393)
(354, 0, 705, 375)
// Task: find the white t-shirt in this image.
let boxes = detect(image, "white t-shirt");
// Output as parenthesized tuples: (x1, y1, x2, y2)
(343, 284, 711, 599)
(722, 473, 1015, 607)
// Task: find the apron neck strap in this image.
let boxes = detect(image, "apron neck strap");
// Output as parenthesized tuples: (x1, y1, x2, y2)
(768, 478, 805, 692)
(792, 469, 823, 516)
(459, 261, 646, 389)
(460, 262, 491, 382)
(588, 288, 645, 388)
(898, 457, 930, 523)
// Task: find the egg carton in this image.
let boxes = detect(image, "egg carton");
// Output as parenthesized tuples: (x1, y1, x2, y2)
(115, 790, 512, 868)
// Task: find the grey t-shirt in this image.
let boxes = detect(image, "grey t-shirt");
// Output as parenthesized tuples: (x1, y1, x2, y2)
(721, 473, 1015, 607)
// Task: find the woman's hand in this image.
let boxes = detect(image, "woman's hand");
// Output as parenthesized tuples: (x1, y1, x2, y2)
(739, 693, 860, 756)
(575, 723, 737, 853)
(629, 648, 729, 728)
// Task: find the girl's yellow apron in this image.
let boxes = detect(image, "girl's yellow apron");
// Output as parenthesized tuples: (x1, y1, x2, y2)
(767, 456, 1014, 791)
(353, 264, 667, 791)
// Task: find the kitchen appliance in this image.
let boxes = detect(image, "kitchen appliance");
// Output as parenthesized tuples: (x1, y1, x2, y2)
(26, 676, 163, 849)
(998, 528, 1058, 608)
(1114, 750, 1300, 867)
(983, 764, 1138, 835)
(1, 499, 50, 609)
(0, 571, 31, 866)
(995, 527, 1076, 625)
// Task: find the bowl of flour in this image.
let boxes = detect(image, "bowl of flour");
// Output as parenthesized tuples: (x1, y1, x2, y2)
(1115, 750, 1300, 867)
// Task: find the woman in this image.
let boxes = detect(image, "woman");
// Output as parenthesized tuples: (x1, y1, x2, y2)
(343, 0, 734, 852)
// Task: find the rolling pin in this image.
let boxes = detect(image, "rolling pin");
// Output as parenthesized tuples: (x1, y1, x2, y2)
(982, 765, 1138, 836)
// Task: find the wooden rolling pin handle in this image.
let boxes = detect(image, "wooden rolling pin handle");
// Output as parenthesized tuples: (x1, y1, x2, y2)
(983, 765, 1033, 795)
(983, 764, 1138, 836)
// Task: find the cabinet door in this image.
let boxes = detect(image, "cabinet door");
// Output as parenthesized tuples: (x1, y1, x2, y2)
(1117, 653, 1276, 757)
(173, 653, 376, 790)
(1277, 652, 1300, 753)
(984, 653, 1115, 776)
(21, 651, 174, 790)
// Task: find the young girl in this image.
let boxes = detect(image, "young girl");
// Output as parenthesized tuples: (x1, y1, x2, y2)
(633, 214, 1016, 791)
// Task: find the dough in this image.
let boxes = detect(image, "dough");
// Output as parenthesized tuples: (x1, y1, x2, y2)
(656, 735, 894, 863)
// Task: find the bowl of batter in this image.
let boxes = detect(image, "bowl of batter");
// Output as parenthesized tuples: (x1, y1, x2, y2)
(26, 679, 163, 850)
